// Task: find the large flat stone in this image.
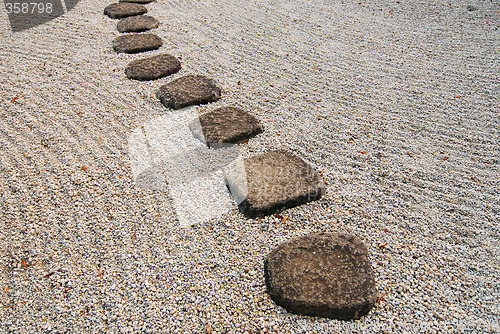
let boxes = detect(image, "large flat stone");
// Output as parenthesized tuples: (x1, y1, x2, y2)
(117, 15, 159, 33)
(125, 53, 181, 81)
(112, 34, 162, 54)
(264, 232, 378, 320)
(225, 149, 324, 217)
(104, 3, 147, 19)
(120, 0, 155, 3)
(156, 74, 221, 109)
(188, 107, 264, 148)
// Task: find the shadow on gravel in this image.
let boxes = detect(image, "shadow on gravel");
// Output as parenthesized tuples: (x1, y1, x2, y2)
(4, 0, 80, 32)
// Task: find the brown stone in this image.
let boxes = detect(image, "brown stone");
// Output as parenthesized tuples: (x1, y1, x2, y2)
(156, 74, 221, 109)
(188, 107, 264, 148)
(125, 54, 181, 81)
(104, 3, 147, 19)
(120, 0, 155, 4)
(117, 15, 159, 33)
(112, 34, 162, 54)
(264, 232, 378, 320)
(225, 149, 324, 217)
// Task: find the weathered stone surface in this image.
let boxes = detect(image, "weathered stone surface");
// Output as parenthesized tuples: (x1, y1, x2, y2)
(117, 15, 159, 33)
(112, 34, 162, 54)
(104, 3, 147, 19)
(120, 0, 155, 4)
(188, 107, 264, 148)
(125, 54, 181, 81)
(225, 149, 324, 217)
(264, 232, 378, 320)
(156, 74, 221, 109)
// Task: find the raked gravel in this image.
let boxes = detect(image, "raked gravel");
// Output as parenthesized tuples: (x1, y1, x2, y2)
(0, 0, 499, 332)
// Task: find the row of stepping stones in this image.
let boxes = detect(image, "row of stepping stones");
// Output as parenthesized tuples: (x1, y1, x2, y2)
(103, 1, 378, 321)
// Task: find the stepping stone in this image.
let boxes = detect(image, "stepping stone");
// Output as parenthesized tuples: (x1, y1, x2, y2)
(225, 149, 324, 218)
(264, 232, 378, 320)
(120, 0, 155, 3)
(117, 15, 159, 33)
(188, 107, 264, 148)
(104, 3, 147, 19)
(156, 74, 221, 109)
(112, 34, 162, 54)
(125, 53, 181, 81)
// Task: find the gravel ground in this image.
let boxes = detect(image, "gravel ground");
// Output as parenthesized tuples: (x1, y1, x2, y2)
(0, 0, 499, 332)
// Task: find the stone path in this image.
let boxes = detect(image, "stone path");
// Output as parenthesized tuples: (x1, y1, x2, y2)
(156, 74, 222, 109)
(112, 33, 162, 53)
(125, 53, 181, 80)
(117, 15, 159, 33)
(188, 106, 264, 148)
(265, 232, 378, 320)
(104, 3, 147, 19)
(226, 149, 325, 218)
(119, 0, 155, 3)
(103, 0, 377, 321)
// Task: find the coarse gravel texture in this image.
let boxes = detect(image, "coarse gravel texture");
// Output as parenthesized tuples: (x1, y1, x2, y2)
(0, 0, 499, 333)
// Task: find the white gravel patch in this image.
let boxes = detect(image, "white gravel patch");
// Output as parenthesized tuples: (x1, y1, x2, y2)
(0, 0, 499, 332)
(130, 107, 241, 227)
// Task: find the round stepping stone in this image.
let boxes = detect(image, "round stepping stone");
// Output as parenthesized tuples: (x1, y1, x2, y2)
(264, 232, 378, 320)
(120, 0, 155, 3)
(112, 34, 162, 54)
(125, 53, 181, 81)
(104, 3, 147, 19)
(117, 15, 159, 33)
(225, 149, 325, 217)
(156, 74, 221, 109)
(189, 107, 264, 148)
